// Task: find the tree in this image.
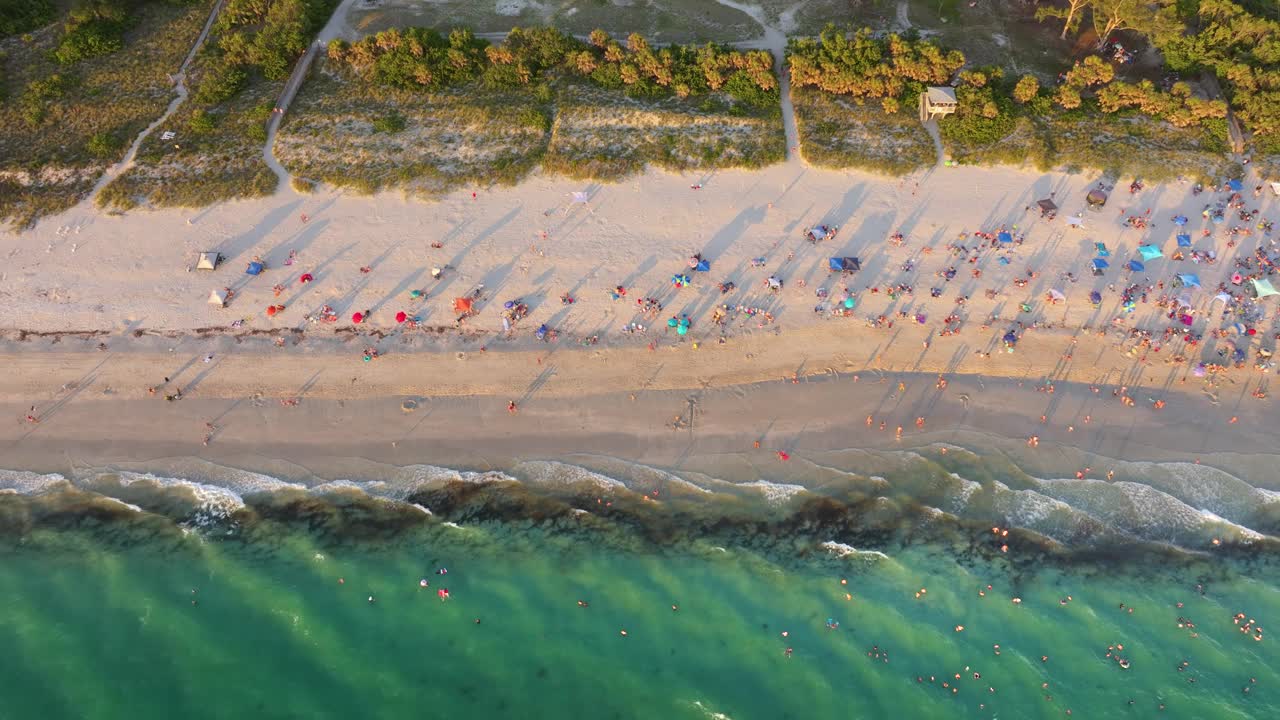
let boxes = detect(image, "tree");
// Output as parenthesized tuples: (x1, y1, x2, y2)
(1035, 0, 1093, 41)
(1089, 0, 1162, 49)
(1013, 74, 1040, 103)
(1055, 85, 1082, 109)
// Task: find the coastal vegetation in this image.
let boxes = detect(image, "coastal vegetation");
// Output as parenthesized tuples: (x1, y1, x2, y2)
(97, 0, 338, 211)
(787, 22, 1232, 179)
(277, 27, 782, 195)
(0, 0, 212, 227)
(1034, 0, 1279, 166)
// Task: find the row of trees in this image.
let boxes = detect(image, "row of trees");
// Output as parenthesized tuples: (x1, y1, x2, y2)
(325, 26, 779, 108)
(1036, 0, 1278, 141)
(211, 0, 337, 82)
(786, 26, 965, 99)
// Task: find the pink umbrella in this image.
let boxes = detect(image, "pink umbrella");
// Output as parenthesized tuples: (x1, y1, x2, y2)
(352, 312, 364, 323)
(395, 311, 407, 323)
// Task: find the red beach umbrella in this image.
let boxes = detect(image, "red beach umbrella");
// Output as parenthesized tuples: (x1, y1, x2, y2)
(395, 311, 407, 323)
(352, 312, 364, 323)
(299, 273, 314, 284)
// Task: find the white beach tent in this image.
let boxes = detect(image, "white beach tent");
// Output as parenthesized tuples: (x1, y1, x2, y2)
(1066, 215, 1084, 228)
(1253, 278, 1280, 298)
(208, 288, 228, 307)
(197, 252, 222, 270)
(1271, 181, 1280, 197)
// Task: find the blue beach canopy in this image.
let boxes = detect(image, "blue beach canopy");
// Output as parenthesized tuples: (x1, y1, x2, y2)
(694, 259, 710, 272)
(1138, 245, 1164, 261)
(1173, 215, 1188, 226)
(1127, 260, 1145, 272)
(829, 258, 843, 271)
(245, 261, 264, 276)
(1176, 233, 1192, 247)
(998, 231, 1013, 244)
(1178, 273, 1201, 288)
(1092, 258, 1109, 269)
(1228, 179, 1243, 192)
(1095, 242, 1110, 257)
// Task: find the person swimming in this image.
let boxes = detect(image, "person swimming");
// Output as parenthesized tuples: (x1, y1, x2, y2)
(419, 579, 430, 588)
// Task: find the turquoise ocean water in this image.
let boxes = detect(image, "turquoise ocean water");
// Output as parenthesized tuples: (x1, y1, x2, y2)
(1, 447, 1277, 719)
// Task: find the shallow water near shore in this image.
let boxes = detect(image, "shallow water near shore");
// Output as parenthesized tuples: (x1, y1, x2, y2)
(2, 446, 1278, 719)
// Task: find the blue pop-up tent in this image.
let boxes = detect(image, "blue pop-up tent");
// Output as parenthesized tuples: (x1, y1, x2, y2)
(828, 257, 861, 272)
(1178, 273, 1201, 288)
(246, 261, 264, 276)
(1095, 242, 1110, 257)
(694, 259, 710, 272)
(1138, 244, 1164, 261)
(1227, 179, 1243, 192)
(1173, 215, 1188, 226)
(1092, 258, 1110, 270)
(1127, 260, 1145, 272)
(1176, 233, 1192, 247)
(998, 231, 1013, 244)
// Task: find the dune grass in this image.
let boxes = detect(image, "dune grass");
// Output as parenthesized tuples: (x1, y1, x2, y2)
(543, 80, 785, 181)
(941, 102, 1231, 182)
(96, 59, 282, 211)
(791, 87, 934, 174)
(274, 57, 785, 195)
(275, 66, 551, 197)
(0, 1, 214, 228)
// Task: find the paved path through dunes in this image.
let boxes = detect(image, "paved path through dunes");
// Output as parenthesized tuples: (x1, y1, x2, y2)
(263, 0, 361, 190)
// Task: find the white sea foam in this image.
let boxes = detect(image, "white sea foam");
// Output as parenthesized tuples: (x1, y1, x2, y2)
(442, 521, 463, 529)
(820, 541, 889, 560)
(0, 469, 69, 494)
(513, 460, 628, 491)
(113, 472, 253, 522)
(692, 700, 733, 720)
(410, 503, 433, 516)
(100, 496, 143, 513)
(738, 479, 807, 505)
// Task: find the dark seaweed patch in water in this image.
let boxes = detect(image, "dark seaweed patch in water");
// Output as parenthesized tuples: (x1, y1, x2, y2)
(3, 480, 1279, 581)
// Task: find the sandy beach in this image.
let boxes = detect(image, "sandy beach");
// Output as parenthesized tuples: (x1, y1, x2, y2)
(3, 155, 1279, 480)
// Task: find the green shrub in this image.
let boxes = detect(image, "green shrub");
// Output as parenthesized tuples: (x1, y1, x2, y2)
(194, 64, 248, 104)
(371, 112, 405, 133)
(85, 130, 122, 158)
(189, 108, 217, 134)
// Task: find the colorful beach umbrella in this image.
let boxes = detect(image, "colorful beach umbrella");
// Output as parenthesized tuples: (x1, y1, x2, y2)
(1138, 245, 1163, 261)
(395, 311, 407, 323)
(352, 312, 364, 323)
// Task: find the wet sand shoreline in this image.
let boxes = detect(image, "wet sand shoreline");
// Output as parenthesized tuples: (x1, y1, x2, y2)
(2, 327, 1274, 488)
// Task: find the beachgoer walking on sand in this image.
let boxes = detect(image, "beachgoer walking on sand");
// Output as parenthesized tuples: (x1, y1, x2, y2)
(508, 400, 517, 414)
(24, 406, 38, 424)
